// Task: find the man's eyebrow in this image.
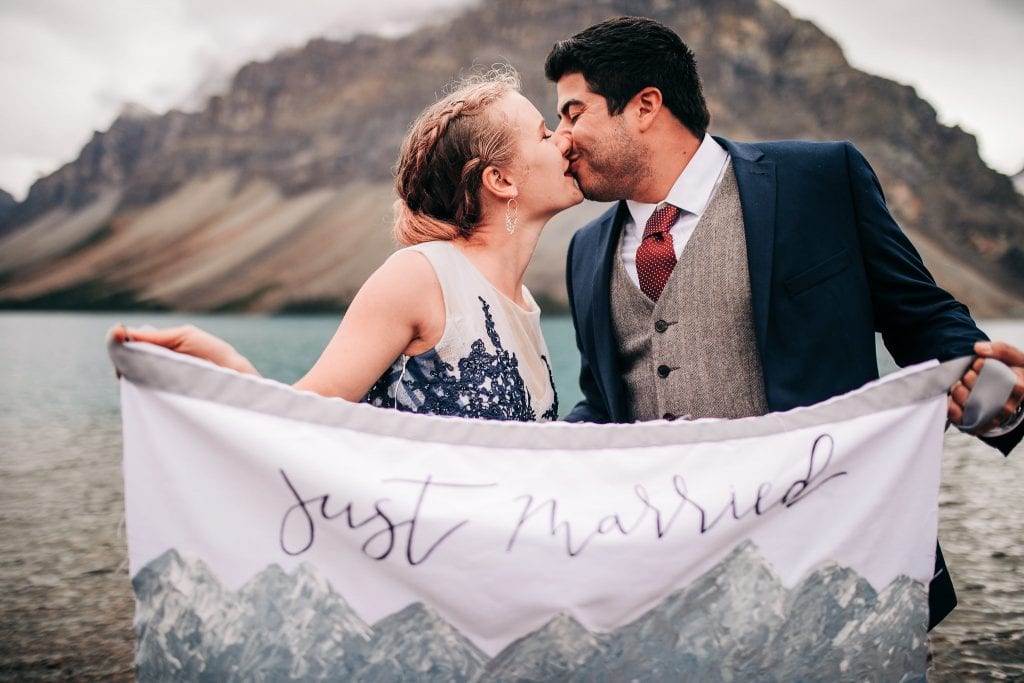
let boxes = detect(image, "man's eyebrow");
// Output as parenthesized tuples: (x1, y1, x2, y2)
(558, 98, 583, 118)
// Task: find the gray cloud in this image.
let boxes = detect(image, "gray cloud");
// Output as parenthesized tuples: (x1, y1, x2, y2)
(0, 0, 478, 199)
(0, 0, 1021, 200)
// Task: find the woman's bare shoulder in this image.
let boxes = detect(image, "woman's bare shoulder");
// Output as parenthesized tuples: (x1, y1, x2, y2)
(361, 248, 439, 302)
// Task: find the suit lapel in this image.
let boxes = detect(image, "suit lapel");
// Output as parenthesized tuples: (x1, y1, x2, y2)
(716, 137, 776, 357)
(590, 202, 629, 421)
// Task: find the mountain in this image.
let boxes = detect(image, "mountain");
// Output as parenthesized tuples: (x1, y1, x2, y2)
(0, 188, 14, 224)
(132, 549, 244, 680)
(1, 0, 1022, 315)
(477, 612, 605, 681)
(361, 603, 489, 681)
(224, 563, 373, 680)
(1015, 166, 1024, 196)
(568, 541, 790, 681)
(762, 564, 877, 676)
(133, 552, 376, 681)
(564, 542, 926, 681)
(132, 542, 927, 680)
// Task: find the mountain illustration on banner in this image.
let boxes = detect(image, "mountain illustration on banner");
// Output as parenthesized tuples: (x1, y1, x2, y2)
(131, 541, 927, 681)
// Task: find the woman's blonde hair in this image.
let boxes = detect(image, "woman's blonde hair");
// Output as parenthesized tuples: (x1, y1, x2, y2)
(393, 66, 521, 245)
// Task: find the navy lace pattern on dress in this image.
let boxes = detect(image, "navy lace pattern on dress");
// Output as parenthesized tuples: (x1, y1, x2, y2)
(363, 296, 558, 421)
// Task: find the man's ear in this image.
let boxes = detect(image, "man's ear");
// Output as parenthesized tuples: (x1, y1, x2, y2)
(633, 87, 664, 132)
(481, 165, 518, 201)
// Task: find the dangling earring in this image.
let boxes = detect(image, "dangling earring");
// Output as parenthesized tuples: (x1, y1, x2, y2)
(505, 196, 518, 235)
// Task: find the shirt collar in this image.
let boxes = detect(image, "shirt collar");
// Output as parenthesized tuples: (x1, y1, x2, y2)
(625, 133, 730, 229)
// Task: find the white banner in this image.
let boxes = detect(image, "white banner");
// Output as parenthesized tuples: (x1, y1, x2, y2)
(112, 341, 965, 681)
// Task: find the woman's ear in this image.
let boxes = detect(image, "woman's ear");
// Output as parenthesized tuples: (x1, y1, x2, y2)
(481, 165, 518, 201)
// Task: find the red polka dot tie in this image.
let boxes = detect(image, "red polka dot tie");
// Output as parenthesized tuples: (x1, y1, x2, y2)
(636, 203, 681, 301)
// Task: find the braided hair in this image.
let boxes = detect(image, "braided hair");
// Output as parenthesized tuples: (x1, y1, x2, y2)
(393, 66, 521, 245)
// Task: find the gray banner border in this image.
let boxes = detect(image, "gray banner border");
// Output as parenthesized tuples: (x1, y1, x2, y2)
(108, 340, 970, 451)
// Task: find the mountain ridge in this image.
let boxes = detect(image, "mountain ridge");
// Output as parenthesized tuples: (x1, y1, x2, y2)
(0, 188, 14, 223)
(1, 0, 1021, 315)
(132, 541, 928, 680)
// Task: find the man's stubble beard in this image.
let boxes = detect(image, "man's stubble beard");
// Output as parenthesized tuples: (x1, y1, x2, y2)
(576, 119, 653, 203)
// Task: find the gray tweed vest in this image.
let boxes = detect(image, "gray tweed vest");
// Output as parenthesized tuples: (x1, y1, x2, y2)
(610, 165, 767, 421)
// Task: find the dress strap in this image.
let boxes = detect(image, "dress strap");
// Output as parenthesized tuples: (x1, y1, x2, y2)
(402, 241, 470, 319)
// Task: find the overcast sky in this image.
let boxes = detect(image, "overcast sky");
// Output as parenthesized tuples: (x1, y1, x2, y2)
(1, 0, 1021, 201)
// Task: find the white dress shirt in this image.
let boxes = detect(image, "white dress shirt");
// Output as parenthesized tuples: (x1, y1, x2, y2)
(620, 133, 731, 287)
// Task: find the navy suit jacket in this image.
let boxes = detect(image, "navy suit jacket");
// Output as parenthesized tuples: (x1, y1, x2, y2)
(563, 137, 1022, 627)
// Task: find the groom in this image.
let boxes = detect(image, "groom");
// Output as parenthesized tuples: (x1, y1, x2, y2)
(546, 16, 1024, 628)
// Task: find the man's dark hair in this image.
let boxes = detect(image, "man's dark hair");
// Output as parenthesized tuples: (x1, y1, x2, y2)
(544, 16, 710, 138)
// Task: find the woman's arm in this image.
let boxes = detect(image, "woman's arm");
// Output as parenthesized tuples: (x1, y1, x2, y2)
(113, 249, 445, 402)
(294, 249, 444, 400)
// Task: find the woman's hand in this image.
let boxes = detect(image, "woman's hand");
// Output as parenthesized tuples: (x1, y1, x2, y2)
(108, 249, 443, 399)
(110, 324, 259, 376)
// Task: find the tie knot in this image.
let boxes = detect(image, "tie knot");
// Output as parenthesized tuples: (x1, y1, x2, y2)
(643, 203, 680, 239)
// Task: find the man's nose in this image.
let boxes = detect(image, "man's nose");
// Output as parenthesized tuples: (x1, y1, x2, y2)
(555, 128, 573, 156)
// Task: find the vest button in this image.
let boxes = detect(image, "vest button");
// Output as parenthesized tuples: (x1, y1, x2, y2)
(657, 364, 671, 378)
(663, 412, 676, 421)
(654, 319, 669, 333)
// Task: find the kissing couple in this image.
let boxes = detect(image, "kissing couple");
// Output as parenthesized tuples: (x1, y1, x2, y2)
(115, 16, 1024, 629)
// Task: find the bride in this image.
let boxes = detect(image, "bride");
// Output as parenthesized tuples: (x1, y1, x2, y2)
(114, 67, 583, 422)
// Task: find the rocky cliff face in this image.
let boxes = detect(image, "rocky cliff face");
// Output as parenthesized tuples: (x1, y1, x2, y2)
(0, 188, 14, 230)
(0, 188, 14, 216)
(1, 0, 1022, 315)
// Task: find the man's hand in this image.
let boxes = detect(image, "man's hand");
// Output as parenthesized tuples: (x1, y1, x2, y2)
(109, 324, 259, 376)
(948, 340, 1024, 434)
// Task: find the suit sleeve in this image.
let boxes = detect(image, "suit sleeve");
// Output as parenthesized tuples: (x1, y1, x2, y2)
(844, 142, 1022, 454)
(564, 232, 612, 424)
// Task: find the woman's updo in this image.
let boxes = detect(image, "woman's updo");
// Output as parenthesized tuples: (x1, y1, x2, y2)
(393, 66, 521, 245)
